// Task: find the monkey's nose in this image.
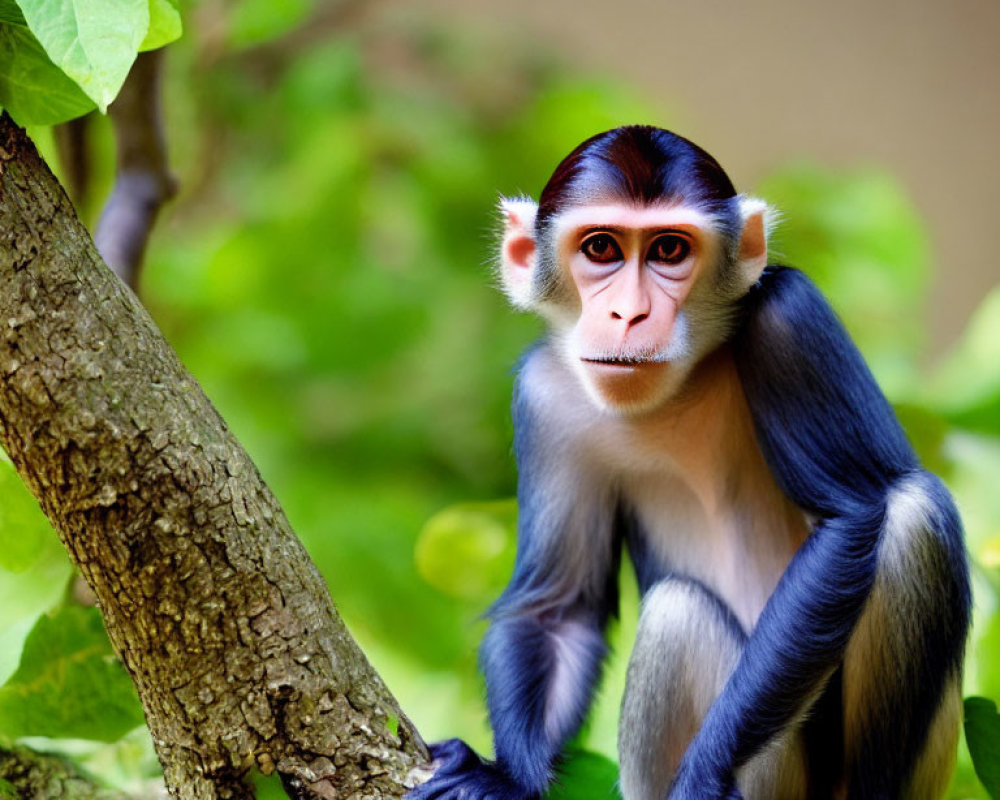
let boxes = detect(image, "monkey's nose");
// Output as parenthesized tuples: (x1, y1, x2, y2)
(610, 310, 650, 327)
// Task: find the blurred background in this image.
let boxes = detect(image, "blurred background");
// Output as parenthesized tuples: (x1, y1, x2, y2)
(1, 0, 999, 796)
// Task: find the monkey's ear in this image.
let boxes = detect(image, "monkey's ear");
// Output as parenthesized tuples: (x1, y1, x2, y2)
(499, 196, 538, 309)
(734, 196, 776, 290)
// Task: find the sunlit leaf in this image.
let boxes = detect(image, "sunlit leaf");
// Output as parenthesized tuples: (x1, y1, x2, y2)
(0, 538, 72, 686)
(0, 452, 72, 684)
(966, 697, 1000, 798)
(139, 0, 180, 51)
(0, 451, 56, 573)
(14, 0, 148, 111)
(0, 605, 144, 741)
(0, 22, 95, 124)
(415, 500, 517, 601)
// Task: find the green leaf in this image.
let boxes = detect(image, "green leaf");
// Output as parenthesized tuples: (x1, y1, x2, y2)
(139, 0, 180, 51)
(0, 0, 25, 26)
(0, 23, 95, 124)
(253, 772, 291, 800)
(13, 0, 149, 111)
(0, 449, 56, 573)
(0, 453, 72, 685)
(966, 697, 1000, 798)
(0, 605, 144, 742)
(0, 547, 72, 686)
(0, 778, 17, 800)
(415, 500, 517, 601)
(547, 747, 620, 800)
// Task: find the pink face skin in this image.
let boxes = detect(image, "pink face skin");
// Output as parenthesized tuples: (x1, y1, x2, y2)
(500, 197, 766, 415)
(550, 203, 721, 412)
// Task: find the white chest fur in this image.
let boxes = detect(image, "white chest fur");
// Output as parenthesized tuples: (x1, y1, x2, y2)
(521, 343, 810, 631)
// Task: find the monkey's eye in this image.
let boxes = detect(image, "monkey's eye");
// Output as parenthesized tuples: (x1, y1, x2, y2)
(580, 234, 623, 263)
(648, 234, 691, 265)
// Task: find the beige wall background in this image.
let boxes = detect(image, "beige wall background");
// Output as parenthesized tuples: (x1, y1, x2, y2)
(387, 0, 1000, 354)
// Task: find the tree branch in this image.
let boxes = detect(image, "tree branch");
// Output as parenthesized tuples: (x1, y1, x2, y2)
(0, 744, 137, 800)
(0, 114, 430, 799)
(94, 49, 178, 292)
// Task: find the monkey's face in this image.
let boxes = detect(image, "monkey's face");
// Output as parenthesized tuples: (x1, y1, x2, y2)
(550, 203, 713, 413)
(498, 198, 769, 416)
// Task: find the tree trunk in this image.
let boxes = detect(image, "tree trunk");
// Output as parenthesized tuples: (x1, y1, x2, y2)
(0, 113, 430, 799)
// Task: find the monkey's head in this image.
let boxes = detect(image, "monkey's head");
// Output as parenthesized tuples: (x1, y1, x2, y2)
(498, 125, 773, 415)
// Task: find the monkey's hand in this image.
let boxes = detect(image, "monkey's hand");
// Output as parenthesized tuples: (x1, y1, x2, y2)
(407, 739, 539, 800)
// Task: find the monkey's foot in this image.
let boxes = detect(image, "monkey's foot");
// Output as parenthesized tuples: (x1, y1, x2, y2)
(406, 740, 537, 800)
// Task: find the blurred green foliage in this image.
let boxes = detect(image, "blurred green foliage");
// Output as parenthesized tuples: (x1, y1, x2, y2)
(1, 5, 999, 797)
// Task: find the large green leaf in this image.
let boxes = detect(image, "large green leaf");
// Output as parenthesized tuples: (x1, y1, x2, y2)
(0, 0, 25, 26)
(0, 451, 72, 685)
(0, 555, 71, 686)
(13, 0, 148, 111)
(0, 22, 95, 124)
(547, 747, 620, 800)
(0, 605, 145, 742)
(139, 0, 180, 51)
(966, 697, 1000, 798)
(0, 449, 56, 573)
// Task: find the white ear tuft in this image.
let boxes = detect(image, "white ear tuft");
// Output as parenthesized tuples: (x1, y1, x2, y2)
(738, 195, 779, 242)
(499, 196, 538, 231)
(498, 196, 539, 309)
(734, 195, 777, 290)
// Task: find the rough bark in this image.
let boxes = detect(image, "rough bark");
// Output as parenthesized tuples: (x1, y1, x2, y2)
(0, 114, 430, 799)
(0, 745, 134, 800)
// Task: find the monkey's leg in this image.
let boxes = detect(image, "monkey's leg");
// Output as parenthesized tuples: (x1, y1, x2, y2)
(840, 474, 969, 800)
(618, 578, 806, 800)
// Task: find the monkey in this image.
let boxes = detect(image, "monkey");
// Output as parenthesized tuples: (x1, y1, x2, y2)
(407, 126, 970, 800)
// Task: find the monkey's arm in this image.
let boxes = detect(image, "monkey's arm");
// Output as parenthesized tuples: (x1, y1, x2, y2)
(410, 359, 620, 800)
(670, 266, 924, 798)
(410, 602, 611, 800)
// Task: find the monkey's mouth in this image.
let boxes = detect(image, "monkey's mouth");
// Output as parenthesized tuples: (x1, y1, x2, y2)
(582, 356, 661, 368)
